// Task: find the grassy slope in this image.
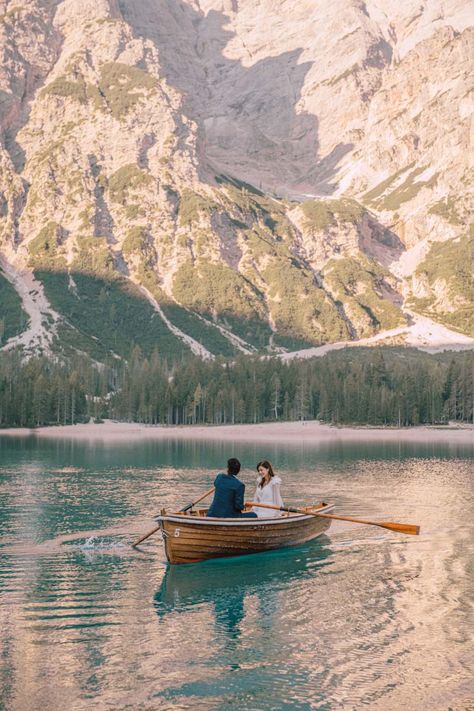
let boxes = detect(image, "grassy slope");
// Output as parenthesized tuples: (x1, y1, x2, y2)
(160, 304, 239, 357)
(409, 233, 474, 336)
(323, 256, 405, 337)
(36, 271, 188, 360)
(0, 271, 28, 344)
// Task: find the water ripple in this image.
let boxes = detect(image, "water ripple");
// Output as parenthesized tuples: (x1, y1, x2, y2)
(1, 445, 473, 711)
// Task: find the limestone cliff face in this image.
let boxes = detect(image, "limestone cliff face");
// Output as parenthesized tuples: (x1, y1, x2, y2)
(0, 0, 472, 359)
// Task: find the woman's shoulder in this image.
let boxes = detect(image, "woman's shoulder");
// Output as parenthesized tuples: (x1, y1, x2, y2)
(270, 475, 282, 485)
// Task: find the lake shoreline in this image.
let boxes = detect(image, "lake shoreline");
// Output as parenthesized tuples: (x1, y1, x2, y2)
(1, 419, 473, 444)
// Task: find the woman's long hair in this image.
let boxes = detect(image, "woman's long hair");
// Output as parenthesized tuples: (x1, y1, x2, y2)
(257, 460, 275, 488)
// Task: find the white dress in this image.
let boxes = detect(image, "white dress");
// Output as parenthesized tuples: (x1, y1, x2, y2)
(252, 475, 284, 517)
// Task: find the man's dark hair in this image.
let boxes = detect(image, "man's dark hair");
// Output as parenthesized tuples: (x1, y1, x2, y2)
(227, 458, 241, 476)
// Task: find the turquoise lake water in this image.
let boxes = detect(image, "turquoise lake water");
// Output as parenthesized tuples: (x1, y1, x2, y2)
(0, 434, 473, 710)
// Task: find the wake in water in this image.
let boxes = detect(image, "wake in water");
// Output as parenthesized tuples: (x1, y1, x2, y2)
(78, 536, 128, 551)
(0, 523, 141, 557)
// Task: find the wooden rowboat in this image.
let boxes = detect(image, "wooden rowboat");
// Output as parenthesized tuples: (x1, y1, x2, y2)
(156, 502, 334, 564)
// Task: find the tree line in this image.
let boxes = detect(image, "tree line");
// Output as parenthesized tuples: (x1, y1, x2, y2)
(0, 347, 472, 428)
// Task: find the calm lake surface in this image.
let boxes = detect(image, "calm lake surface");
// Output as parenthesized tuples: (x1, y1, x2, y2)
(1, 434, 473, 711)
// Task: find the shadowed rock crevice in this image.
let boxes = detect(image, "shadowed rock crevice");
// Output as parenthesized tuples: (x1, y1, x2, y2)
(88, 154, 116, 243)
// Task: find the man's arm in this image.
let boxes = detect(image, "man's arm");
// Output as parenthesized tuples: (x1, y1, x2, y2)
(234, 481, 245, 512)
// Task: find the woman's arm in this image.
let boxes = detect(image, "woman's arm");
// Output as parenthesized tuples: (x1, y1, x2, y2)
(271, 478, 283, 507)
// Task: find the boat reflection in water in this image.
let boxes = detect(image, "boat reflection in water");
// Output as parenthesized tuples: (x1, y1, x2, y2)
(154, 536, 333, 639)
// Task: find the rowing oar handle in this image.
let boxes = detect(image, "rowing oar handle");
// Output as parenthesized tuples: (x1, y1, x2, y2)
(131, 486, 215, 548)
(245, 502, 420, 536)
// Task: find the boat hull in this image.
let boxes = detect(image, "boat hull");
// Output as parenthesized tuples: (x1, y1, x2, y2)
(157, 504, 334, 564)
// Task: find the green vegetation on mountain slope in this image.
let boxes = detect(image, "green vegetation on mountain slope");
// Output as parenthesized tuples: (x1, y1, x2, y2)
(263, 257, 349, 344)
(428, 195, 463, 225)
(173, 260, 265, 321)
(210, 176, 349, 345)
(35, 271, 188, 360)
(41, 62, 158, 119)
(28, 222, 67, 270)
(159, 304, 239, 357)
(363, 164, 438, 211)
(106, 164, 153, 204)
(178, 189, 219, 227)
(322, 255, 405, 338)
(409, 232, 474, 337)
(301, 197, 364, 230)
(0, 271, 28, 345)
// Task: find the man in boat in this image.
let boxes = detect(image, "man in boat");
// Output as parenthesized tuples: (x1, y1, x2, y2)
(207, 458, 258, 518)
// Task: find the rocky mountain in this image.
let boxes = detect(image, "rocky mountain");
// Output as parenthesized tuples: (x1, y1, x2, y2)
(0, 0, 472, 361)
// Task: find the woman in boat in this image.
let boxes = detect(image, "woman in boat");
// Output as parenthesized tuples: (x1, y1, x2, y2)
(207, 458, 258, 518)
(252, 460, 284, 517)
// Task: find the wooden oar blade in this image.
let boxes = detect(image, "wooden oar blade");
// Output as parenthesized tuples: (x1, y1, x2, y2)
(380, 521, 420, 535)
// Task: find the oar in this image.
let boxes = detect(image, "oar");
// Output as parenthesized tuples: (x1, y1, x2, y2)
(131, 486, 215, 547)
(246, 502, 420, 536)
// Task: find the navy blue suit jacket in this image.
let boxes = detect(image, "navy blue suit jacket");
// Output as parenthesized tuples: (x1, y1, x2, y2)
(207, 473, 245, 517)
